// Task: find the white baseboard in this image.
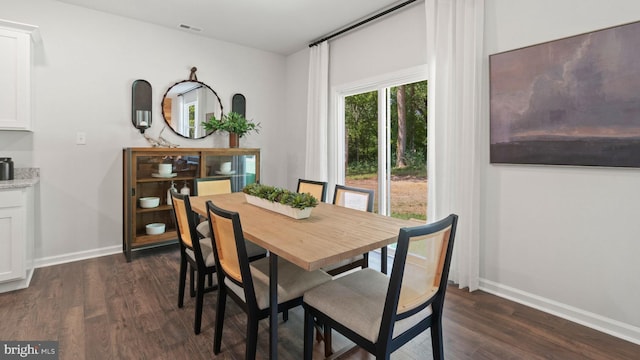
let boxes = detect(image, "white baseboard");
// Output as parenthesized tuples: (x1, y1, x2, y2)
(33, 245, 122, 269)
(479, 278, 640, 346)
(0, 268, 34, 293)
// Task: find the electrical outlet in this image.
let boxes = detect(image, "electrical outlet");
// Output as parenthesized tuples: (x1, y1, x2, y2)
(76, 132, 87, 145)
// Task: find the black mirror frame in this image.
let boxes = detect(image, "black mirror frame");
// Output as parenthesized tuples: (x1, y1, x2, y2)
(160, 79, 224, 139)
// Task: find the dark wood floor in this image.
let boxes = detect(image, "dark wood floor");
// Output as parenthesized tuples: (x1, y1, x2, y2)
(1, 244, 638, 359)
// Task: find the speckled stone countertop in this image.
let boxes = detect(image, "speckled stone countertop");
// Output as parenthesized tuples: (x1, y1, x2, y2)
(0, 168, 40, 189)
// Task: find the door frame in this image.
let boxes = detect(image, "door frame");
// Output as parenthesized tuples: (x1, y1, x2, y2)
(329, 65, 428, 214)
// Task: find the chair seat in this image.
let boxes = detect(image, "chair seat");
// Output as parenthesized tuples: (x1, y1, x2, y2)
(303, 268, 433, 343)
(196, 220, 211, 238)
(225, 257, 331, 310)
(185, 237, 215, 267)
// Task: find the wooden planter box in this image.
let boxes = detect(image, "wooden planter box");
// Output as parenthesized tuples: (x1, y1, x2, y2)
(244, 194, 312, 219)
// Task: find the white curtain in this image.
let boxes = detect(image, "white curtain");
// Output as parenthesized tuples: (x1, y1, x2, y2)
(305, 41, 329, 182)
(426, 0, 484, 291)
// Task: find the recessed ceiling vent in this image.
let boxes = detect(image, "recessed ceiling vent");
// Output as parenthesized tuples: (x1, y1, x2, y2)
(178, 24, 202, 32)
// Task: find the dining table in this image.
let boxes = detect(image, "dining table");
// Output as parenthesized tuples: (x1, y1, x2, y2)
(189, 191, 419, 359)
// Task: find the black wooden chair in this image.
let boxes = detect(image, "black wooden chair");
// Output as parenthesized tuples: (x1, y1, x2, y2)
(322, 184, 375, 276)
(206, 200, 331, 360)
(297, 179, 328, 202)
(170, 190, 217, 335)
(194, 177, 232, 238)
(194, 176, 266, 256)
(303, 214, 458, 360)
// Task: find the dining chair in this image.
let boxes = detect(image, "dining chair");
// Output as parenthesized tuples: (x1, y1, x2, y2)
(297, 179, 327, 202)
(323, 184, 375, 276)
(303, 214, 458, 360)
(193, 177, 267, 287)
(206, 200, 332, 360)
(170, 190, 218, 335)
(194, 177, 232, 238)
(312, 185, 376, 356)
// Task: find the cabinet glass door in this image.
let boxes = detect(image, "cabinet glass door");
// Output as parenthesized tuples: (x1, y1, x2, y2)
(134, 153, 200, 242)
(203, 154, 257, 192)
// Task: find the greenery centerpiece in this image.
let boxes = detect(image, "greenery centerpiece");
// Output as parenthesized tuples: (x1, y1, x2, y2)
(243, 183, 318, 219)
(202, 111, 260, 147)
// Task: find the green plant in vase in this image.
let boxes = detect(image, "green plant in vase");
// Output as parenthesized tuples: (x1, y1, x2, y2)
(243, 183, 318, 210)
(202, 111, 260, 147)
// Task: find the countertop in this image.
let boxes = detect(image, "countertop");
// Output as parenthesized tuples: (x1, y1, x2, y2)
(0, 168, 40, 190)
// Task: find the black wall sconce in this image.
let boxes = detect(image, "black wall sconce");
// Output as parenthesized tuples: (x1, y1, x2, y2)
(132, 79, 152, 133)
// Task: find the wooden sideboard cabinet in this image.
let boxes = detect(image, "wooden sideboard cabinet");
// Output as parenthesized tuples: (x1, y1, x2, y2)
(123, 147, 260, 261)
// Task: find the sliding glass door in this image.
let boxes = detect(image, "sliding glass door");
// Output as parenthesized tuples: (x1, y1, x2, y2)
(342, 80, 427, 221)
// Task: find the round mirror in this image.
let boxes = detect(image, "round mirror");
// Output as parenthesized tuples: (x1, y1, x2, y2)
(161, 80, 223, 139)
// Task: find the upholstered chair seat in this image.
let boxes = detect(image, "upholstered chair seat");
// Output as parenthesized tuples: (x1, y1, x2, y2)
(224, 257, 332, 310)
(185, 237, 215, 267)
(304, 268, 434, 343)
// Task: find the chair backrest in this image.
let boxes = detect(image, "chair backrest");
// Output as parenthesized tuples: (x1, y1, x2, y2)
(332, 184, 374, 212)
(379, 214, 458, 342)
(195, 177, 232, 196)
(206, 200, 259, 308)
(171, 190, 207, 264)
(297, 179, 327, 202)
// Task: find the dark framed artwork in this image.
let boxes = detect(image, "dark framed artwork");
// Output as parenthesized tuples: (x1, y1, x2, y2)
(490, 20, 640, 167)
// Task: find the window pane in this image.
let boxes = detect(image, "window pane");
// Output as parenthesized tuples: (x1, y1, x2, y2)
(344, 90, 378, 212)
(389, 80, 427, 222)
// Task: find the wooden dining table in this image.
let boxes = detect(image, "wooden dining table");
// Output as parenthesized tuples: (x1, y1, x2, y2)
(190, 191, 418, 359)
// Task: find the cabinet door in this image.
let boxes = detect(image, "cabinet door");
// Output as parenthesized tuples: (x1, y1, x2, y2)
(203, 153, 258, 192)
(0, 28, 31, 130)
(0, 190, 25, 282)
(133, 153, 200, 245)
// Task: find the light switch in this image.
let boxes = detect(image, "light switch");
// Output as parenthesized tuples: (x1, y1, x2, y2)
(76, 132, 87, 145)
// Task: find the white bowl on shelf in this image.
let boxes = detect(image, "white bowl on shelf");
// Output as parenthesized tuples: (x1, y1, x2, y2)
(145, 223, 165, 235)
(139, 197, 160, 208)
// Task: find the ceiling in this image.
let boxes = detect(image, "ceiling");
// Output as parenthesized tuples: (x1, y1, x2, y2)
(55, 0, 403, 55)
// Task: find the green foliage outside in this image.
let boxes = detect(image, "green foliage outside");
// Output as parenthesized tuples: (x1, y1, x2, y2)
(345, 81, 428, 223)
(344, 81, 428, 178)
(392, 212, 427, 220)
(189, 104, 196, 138)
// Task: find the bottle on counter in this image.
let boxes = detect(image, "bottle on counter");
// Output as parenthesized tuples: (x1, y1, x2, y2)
(180, 181, 190, 196)
(167, 181, 177, 205)
(0, 157, 14, 181)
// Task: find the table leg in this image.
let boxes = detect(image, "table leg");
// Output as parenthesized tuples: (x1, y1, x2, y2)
(269, 253, 278, 359)
(381, 246, 388, 274)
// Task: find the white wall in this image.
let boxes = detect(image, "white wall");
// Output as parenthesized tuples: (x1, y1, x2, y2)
(283, 49, 310, 190)
(483, 0, 640, 344)
(328, 3, 427, 86)
(283, 2, 427, 190)
(1, 0, 286, 263)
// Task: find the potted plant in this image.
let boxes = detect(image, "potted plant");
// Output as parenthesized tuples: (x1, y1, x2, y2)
(202, 111, 260, 147)
(243, 183, 318, 219)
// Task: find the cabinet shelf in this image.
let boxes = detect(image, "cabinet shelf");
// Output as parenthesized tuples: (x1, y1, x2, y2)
(132, 231, 179, 247)
(137, 176, 192, 183)
(123, 147, 260, 261)
(136, 205, 173, 213)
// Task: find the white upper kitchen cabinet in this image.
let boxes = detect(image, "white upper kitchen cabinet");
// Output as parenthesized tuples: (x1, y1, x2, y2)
(0, 20, 39, 131)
